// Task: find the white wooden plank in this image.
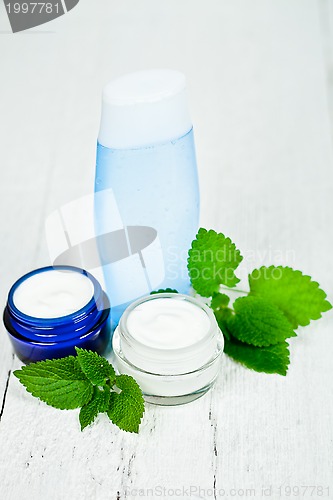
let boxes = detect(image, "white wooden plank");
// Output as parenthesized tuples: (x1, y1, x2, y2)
(0, 0, 332, 498)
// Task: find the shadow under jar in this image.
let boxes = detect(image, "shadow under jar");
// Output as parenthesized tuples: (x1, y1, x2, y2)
(3, 266, 111, 363)
(112, 293, 224, 405)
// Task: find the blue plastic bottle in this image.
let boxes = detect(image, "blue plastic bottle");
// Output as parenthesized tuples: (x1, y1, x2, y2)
(95, 70, 200, 327)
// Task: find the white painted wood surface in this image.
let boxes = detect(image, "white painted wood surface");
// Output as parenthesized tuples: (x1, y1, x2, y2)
(0, 1, 333, 499)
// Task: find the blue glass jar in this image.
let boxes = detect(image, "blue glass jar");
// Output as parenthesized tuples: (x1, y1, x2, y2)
(3, 266, 110, 363)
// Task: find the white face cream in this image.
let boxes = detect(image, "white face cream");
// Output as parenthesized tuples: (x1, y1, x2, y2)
(126, 298, 211, 350)
(112, 293, 224, 405)
(13, 269, 94, 319)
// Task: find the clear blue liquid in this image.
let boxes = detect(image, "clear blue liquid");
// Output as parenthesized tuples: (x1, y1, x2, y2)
(95, 128, 200, 326)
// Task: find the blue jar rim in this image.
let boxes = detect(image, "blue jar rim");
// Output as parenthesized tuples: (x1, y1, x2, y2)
(7, 265, 102, 326)
(4, 292, 110, 346)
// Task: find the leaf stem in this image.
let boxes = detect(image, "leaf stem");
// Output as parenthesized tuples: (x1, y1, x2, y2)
(220, 285, 248, 295)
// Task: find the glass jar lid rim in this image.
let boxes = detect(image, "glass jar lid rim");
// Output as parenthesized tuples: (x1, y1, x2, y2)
(119, 292, 219, 353)
(113, 327, 224, 377)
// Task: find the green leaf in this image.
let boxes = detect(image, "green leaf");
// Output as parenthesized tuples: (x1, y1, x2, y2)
(211, 292, 230, 311)
(224, 337, 290, 376)
(150, 288, 178, 295)
(79, 387, 110, 431)
(188, 228, 243, 297)
(75, 348, 116, 386)
(249, 266, 332, 328)
(14, 357, 93, 410)
(227, 296, 296, 347)
(107, 375, 144, 434)
(14, 350, 144, 433)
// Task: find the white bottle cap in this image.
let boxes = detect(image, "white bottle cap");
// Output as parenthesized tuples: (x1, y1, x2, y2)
(98, 69, 192, 149)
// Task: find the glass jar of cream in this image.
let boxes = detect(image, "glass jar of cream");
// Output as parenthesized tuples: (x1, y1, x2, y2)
(3, 266, 110, 363)
(112, 293, 224, 405)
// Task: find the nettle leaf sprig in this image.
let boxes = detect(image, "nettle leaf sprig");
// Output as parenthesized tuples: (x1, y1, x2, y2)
(14, 348, 144, 433)
(188, 228, 332, 375)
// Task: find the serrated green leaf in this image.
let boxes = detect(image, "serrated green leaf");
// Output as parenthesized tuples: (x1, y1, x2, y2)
(79, 387, 110, 431)
(227, 296, 296, 347)
(188, 228, 243, 297)
(14, 357, 93, 410)
(75, 348, 116, 386)
(249, 266, 332, 328)
(107, 375, 144, 434)
(150, 288, 178, 295)
(211, 292, 230, 311)
(224, 337, 290, 376)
